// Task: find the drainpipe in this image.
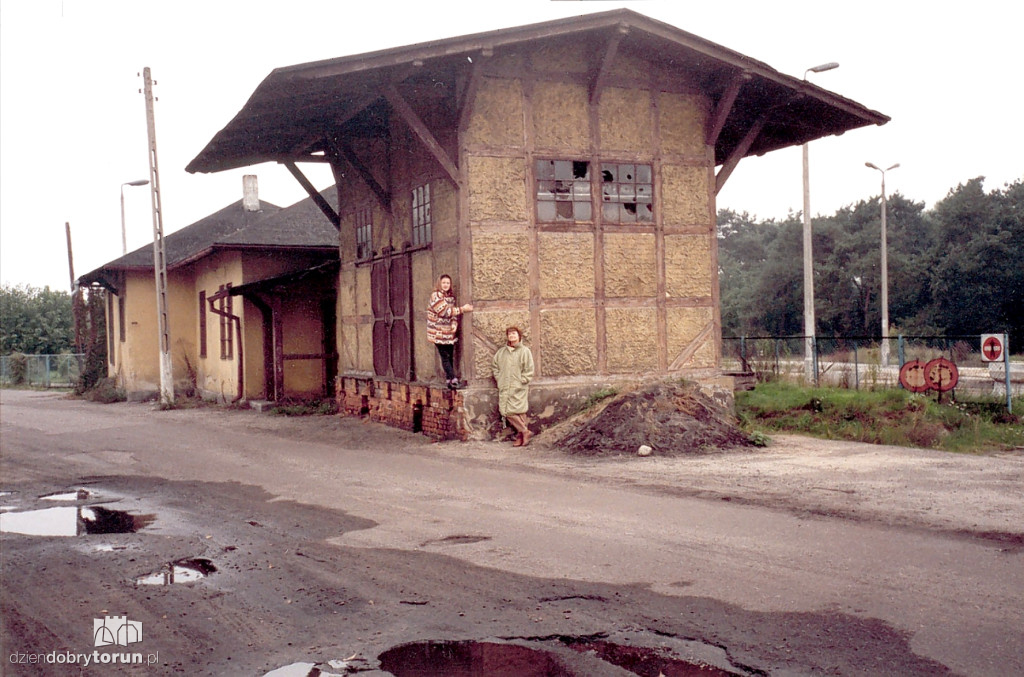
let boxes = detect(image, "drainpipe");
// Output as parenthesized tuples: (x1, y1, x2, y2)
(207, 289, 244, 403)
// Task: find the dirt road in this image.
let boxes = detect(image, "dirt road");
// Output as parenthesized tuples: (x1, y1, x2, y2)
(2, 389, 1022, 676)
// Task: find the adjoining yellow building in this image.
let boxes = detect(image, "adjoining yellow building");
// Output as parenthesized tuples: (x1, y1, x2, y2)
(78, 178, 339, 403)
(186, 10, 888, 438)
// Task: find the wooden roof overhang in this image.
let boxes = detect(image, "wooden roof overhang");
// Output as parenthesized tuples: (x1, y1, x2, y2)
(186, 9, 889, 196)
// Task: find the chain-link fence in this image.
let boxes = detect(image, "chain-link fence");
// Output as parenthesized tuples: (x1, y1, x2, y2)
(723, 335, 1018, 397)
(0, 354, 85, 388)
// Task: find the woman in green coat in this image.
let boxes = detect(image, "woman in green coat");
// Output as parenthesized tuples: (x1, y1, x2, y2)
(492, 326, 535, 446)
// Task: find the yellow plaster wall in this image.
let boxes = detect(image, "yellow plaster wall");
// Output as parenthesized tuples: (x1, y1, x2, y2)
(412, 250, 438, 382)
(665, 234, 713, 298)
(464, 78, 524, 148)
(604, 233, 657, 298)
(466, 156, 528, 222)
(532, 81, 590, 150)
(605, 307, 658, 373)
(540, 308, 597, 376)
(355, 266, 373, 372)
(471, 232, 530, 301)
(659, 92, 709, 156)
(667, 306, 716, 369)
(433, 181, 458, 246)
(539, 232, 594, 299)
(194, 252, 245, 400)
(167, 268, 197, 387)
(281, 295, 324, 397)
(662, 164, 712, 227)
(598, 87, 652, 152)
(120, 273, 159, 394)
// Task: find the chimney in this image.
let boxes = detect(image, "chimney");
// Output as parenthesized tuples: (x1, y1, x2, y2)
(242, 175, 260, 212)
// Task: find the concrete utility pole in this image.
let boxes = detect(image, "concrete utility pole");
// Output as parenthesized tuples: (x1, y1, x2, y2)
(143, 67, 173, 405)
(865, 162, 899, 367)
(801, 61, 839, 383)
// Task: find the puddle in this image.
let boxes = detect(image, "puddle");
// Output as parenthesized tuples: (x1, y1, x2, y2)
(41, 488, 92, 501)
(378, 640, 743, 677)
(136, 558, 216, 586)
(562, 638, 741, 676)
(379, 641, 573, 676)
(421, 534, 492, 547)
(0, 506, 155, 536)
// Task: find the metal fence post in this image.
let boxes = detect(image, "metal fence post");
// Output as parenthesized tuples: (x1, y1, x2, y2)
(1005, 332, 1013, 414)
(853, 340, 859, 390)
(812, 337, 819, 385)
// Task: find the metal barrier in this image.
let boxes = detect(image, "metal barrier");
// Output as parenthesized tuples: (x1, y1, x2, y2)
(723, 335, 1017, 399)
(0, 354, 85, 388)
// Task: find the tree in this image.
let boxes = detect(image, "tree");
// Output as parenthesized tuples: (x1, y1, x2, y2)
(927, 177, 1023, 336)
(0, 284, 74, 354)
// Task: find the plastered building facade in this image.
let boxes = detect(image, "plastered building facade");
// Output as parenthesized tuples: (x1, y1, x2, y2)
(187, 10, 887, 438)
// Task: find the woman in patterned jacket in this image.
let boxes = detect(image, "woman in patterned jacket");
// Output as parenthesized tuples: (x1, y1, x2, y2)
(427, 274, 472, 389)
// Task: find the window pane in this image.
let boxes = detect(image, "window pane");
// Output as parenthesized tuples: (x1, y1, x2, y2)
(601, 164, 616, 182)
(636, 165, 652, 182)
(537, 201, 556, 221)
(554, 160, 573, 180)
(538, 181, 556, 200)
(556, 201, 574, 220)
(576, 200, 592, 221)
(619, 164, 635, 182)
(536, 160, 556, 179)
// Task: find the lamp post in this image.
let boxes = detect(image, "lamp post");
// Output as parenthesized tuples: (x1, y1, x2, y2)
(120, 179, 149, 255)
(801, 62, 839, 381)
(865, 162, 899, 367)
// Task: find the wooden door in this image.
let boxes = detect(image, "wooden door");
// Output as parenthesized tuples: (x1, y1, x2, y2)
(371, 250, 413, 380)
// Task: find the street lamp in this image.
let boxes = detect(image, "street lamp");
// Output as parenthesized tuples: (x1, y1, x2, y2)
(801, 62, 839, 381)
(120, 179, 150, 255)
(865, 162, 899, 367)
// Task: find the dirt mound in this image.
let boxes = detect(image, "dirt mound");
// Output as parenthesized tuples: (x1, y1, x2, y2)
(553, 381, 754, 457)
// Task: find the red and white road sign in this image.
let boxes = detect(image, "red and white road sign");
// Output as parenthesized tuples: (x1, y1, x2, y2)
(980, 334, 1005, 362)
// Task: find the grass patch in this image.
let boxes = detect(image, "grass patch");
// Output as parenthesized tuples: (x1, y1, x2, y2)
(736, 381, 1023, 452)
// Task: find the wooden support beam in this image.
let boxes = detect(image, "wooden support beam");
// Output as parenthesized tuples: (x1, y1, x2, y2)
(706, 71, 751, 147)
(282, 161, 341, 229)
(383, 83, 460, 186)
(715, 114, 767, 194)
(590, 24, 628, 106)
(457, 49, 491, 133)
(332, 139, 392, 213)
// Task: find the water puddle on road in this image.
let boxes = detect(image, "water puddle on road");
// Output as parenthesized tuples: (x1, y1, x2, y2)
(136, 558, 217, 586)
(561, 638, 741, 676)
(0, 505, 155, 537)
(379, 641, 573, 676)
(378, 639, 742, 677)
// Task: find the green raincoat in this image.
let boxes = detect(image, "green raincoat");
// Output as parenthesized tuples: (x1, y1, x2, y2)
(491, 342, 534, 416)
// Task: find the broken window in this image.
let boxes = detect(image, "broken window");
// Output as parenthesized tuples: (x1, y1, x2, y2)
(356, 208, 373, 259)
(536, 160, 592, 223)
(411, 184, 432, 247)
(601, 163, 653, 224)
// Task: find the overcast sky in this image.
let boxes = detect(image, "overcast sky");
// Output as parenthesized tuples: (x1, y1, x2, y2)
(2, 0, 1021, 292)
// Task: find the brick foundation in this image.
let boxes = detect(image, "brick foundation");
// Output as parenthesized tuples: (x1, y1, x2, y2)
(336, 376, 468, 441)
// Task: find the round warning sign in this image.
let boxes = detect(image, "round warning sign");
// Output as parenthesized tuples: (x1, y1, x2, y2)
(899, 359, 930, 393)
(980, 334, 1005, 362)
(925, 357, 959, 392)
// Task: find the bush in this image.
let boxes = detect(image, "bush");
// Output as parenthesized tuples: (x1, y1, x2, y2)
(8, 352, 27, 385)
(84, 377, 126, 404)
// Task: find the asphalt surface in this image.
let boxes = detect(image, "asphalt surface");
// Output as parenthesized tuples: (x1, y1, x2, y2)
(1, 389, 1022, 676)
